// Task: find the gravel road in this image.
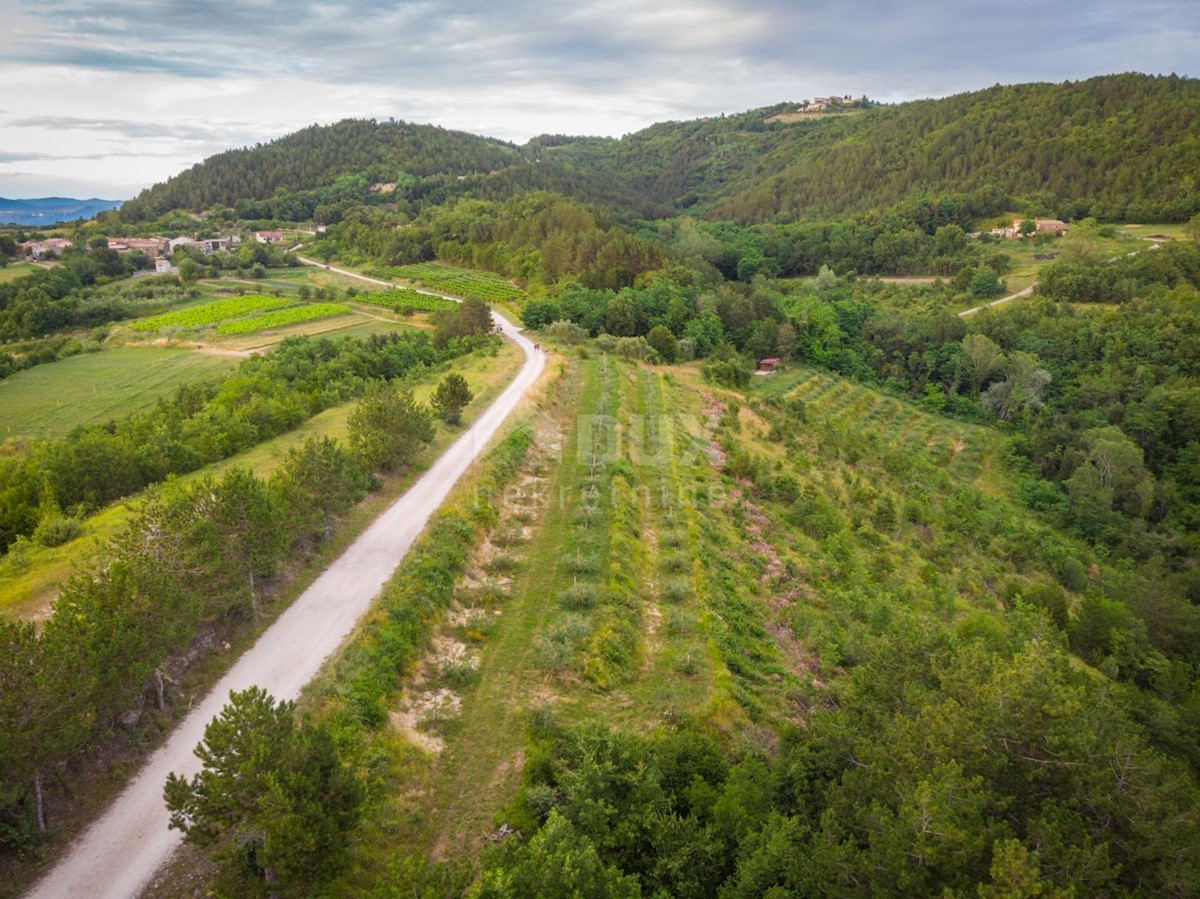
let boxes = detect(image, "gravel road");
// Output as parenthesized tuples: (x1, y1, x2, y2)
(25, 308, 543, 899)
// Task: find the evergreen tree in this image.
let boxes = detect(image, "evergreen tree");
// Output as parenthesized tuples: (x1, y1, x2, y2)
(348, 383, 436, 472)
(430, 373, 474, 426)
(164, 687, 363, 897)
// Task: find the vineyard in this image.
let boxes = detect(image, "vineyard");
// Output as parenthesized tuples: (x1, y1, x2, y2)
(375, 262, 525, 304)
(128, 295, 292, 332)
(355, 288, 457, 313)
(214, 303, 353, 336)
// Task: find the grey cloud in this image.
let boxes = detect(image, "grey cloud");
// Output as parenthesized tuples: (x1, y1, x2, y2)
(7, 115, 272, 146)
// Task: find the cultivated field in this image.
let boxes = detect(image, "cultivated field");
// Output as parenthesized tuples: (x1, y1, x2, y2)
(0, 348, 238, 439)
(375, 262, 526, 304)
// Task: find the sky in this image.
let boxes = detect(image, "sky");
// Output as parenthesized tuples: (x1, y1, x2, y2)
(0, 0, 1197, 199)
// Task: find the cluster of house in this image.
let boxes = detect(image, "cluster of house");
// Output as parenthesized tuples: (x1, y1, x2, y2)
(18, 237, 73, 260)
(979, 219, 1069, 239)
(19, 230, 288, 271)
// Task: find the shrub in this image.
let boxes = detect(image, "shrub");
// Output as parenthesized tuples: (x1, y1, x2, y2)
(33, 515, 83, 547)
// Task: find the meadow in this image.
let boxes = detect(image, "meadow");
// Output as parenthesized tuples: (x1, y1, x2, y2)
(0, 348, 238, 439)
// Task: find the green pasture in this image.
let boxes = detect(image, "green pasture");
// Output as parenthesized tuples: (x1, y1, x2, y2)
(0, 348, 238, 440)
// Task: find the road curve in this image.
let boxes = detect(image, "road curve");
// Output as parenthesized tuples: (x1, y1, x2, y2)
(26, 306, 544, 898)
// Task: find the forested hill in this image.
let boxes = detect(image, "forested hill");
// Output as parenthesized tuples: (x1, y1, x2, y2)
(540, 73, 1200, 222)
(118, 118, 663, 223)
(119, 73, 1199, 226)
(119, 119, 521, 220)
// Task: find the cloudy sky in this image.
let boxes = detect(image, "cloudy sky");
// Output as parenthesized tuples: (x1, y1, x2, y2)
(1, 0, 1196, 199)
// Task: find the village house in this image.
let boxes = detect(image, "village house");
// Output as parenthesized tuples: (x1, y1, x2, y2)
(169, 235, 237, 255)
(255, 230, 285, 244)
(1013, 219, 1068, 236)
(106, 237, 169, 257)
(19, 237, 72, 259)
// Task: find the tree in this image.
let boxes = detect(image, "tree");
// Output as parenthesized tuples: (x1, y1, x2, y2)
(474, 811, 641, 899)
(960, 333, 1005, 393)
(1185, 212, 1200, 242)
(1080, 426, 1155, 518)
(969, 267, 1004, 300)
(1018, 220, 1038, 237)
(430, 373, 474, 426)
(982, 352, 1051, 421)
(275, 437, 369, 541)
(645, 325, 678, 363)
(164, 687, 363, 897)
(187, 469, 289, 617)
(348, 382, 436, 472)
(605, 294, 637, 337)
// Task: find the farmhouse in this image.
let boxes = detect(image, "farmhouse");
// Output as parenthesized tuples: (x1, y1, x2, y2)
(20, 238, 72, 259)
(107, 237, 169, 257)
(1012, 219, 1068, 236)
(169, 235, 236, 255)
(255, 230, 285, 244)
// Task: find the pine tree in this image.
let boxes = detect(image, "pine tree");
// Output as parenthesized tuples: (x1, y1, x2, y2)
(430, 373, 474, 426)
(164, 687, 363, 897)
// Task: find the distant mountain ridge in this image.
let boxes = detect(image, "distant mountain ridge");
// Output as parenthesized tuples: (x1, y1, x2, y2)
(0, 197, 124, 226)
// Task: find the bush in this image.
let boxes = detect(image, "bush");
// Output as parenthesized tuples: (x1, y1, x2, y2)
(33, 515, 83, 547)
(702, 360, 750, 388)
(559, 581, 601, 610)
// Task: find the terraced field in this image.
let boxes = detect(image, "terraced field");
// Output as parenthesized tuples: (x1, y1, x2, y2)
(375, 262, 525, 304)
(783, 369, 998, 483)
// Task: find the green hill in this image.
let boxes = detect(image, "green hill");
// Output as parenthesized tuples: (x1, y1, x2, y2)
(118, 74, 1200, 227)
(539, 73, 1200, 222)
(118, 118, 663, 223)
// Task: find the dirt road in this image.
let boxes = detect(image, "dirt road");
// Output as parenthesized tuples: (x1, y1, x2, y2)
(958, 284, 1035, 317)
(25, 307, 543, 899)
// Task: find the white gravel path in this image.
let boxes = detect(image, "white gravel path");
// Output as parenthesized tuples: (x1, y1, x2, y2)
(25, 304, 543, 899)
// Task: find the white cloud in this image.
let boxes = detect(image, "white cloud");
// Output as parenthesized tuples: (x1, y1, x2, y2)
(0, 0, 1196, 197)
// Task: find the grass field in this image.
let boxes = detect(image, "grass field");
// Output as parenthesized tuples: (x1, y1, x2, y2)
(961, 219, 1160, 300)
(0, 348, 238, 440)
(0, 262, 39, 283)
(0, 341, 524, 620)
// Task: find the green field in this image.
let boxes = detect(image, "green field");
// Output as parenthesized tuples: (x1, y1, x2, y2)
(0, 262, 39, 284)
(375, 262, 525, 304)
(355, 288, 457, 313)
(0, 348, 238, 439)
(129, 294, 293, 332)
(214, 302, 353, 335)
(0, 341, 523, 620)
